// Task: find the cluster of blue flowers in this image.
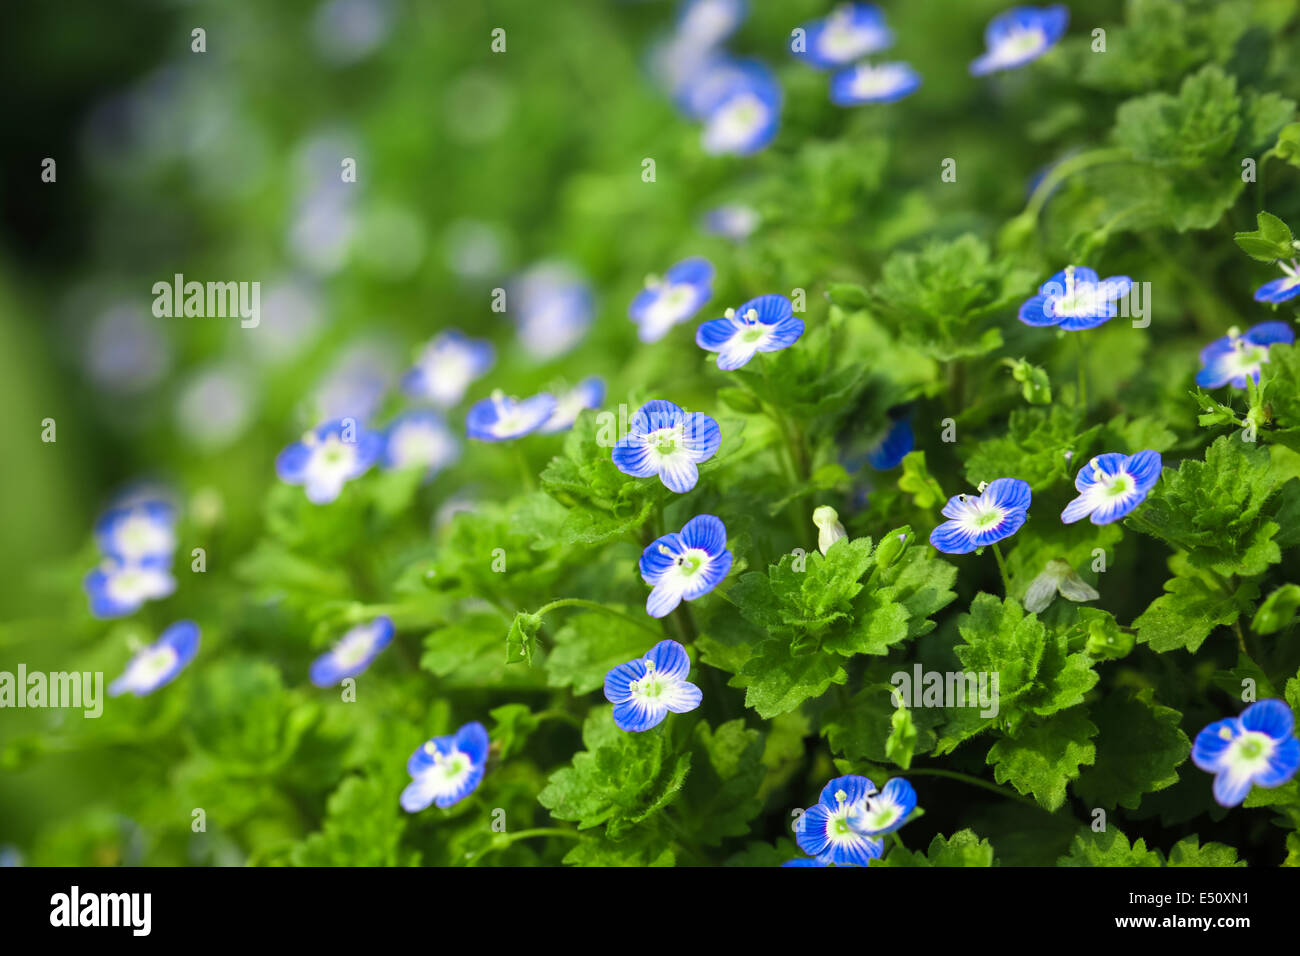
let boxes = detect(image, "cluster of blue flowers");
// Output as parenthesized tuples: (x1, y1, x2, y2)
(787, 774, 917, 866)
(84, 491, 179, 619)
(792, 3, 920, 107)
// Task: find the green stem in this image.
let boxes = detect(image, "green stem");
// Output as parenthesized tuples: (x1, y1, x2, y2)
(467, 827, 583, 865)
(991, 542, 1011, 597)
(534, 598, 662, 639)
(902, 767, 1048, 812)
(512, 444, 536, 493)
(1073, 333, 1088, 410)
(1022, 147, 1132, 222)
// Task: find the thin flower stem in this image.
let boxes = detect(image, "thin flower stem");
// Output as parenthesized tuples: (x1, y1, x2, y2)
(1074, 333, 1088, 410)
(467, 827, 583, 865)
(534, 598, 662, 639)
(512, 444, 536, 493)
(1022, 147, 1132, 222)
(534, 708, 582, 729)
(991, 542, 1011, 596)
(902, 767, 1047, 812)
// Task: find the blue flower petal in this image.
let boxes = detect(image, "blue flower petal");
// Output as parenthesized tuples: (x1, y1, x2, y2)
(1240, 699, 1295, 739)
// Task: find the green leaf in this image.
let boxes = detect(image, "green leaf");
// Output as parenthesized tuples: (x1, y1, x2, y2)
(506, 612, 542, 665)
(1058, 828, 1163, 867)
(875, 829, 996, 867)
(289, 775, 418, 867)
(1165, 835, 1246, 867)
(964, 406, 1099, 492)
(489, 704, 540, 760)
(987, 708, 1098, 811)
(1253, 584, 1300, 634)
(679, 720, 765, 846)
(544, 610, 658, 695)
(1234, 211, 1295, 262)
(885, 705, 919, 770)
(1074, 689, 1190, 810)
(1132, 561, 1259, 653)
(734, 638, 848, 719)
(537, 707, 691, 838)
(898, 450, 946, 510)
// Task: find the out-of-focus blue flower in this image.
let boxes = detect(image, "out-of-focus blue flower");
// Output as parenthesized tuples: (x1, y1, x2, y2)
(401, 721, 490, 812)
(1195, 322, 1295, 389)
(84, 556, 177, 619)
(792, 3, 892, 70)
(1192, 699, 1300, 807)
(611, 400, 721, 493)
(970, 5, 1069, 76)
(930, 478, 1031, 554)
(512, 264, 595, 361)
(629, 257, 715, 343)
(829, 61, 920, 105)
(310, 617, 394, 687)
(701, 203, 760, 241)
(382, 410, 459, 478)
(540, 377, 606, 434)
(676, 0, 747, 48)
(312, 341, 397, 424)
(108, 620, 200, 697)
(699, 64, 782, 156)
(465, 390, 558, 442)
(94, 501, 176, 563)
(1254, 260, 1300, 304)
(865, 416, 914, 470)
(275, 418, 383, 504)
(1018, 266, 1132, 331)
(638, 514, 733, 617)
(696, 294, 804, 370)
(603, 639, 703, 732)
(401, 330, 495, 408)
(1060, 451, 1162, 525)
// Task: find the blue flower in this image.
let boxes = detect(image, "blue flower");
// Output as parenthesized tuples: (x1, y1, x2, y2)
(701, 203, 759, 241)
(780, 856, 829, 867)
(699, 63, 782, 156)
(108, 620, 200, 697)
(84, 555, 177, 619)
(540, 377, 606, 434)
(795, 774, 911, 866)
(829, 61, 921, 106)
(310, 617, 395, 687)
(275, 418, 383, 504)
(696, 294, 805, 370)
(1060, 451, 1162, 525)
(1192, 699, 1300, 807)
(603, 639, 703, 732)
(94, 500, 177, 563)
(512, 264, 595, 360)
(676, 0, 747, 48)
(639, 514, 733, 617)
(1253, 261, 1300, 304)
(628, 257, 715, 343)
(401, 330, 495, 407)
(970, 5, 1068, 76)
(676, 56, 771, 120)
(792, 4, 892, 70)
(1018, 266, 1133, 331)
(611, 400, 722, 493)
(401, 721, 490, 812)
(381, 410, 459, 478)
(1195, 321, 1295, 389)
(867, 416, 914, 470)
(930, 478, 1032, 554)
(465, 390, 558, 441)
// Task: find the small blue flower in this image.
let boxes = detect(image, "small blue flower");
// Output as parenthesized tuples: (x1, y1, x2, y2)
(857, 778, 918, 835)
(401, 330, 495, 407)
(696, 294, 805, 370)
(792, 775, 876, 865)
(512, 264, 595, 360)
(94, 500, 177, 563)
(867, 416, 914, 470)
(1195, 322, 1295, 389)
(275, 418, 383, 504)
(310, 617, 394, 687)
(699, 64, 782, 156)
(1018, 266, 1133, 331)
(628, 257, 715, 343)
(1061, 451, 1162, 525)
(676, 0, 747, 48)
(400, 721, 490, 812)
(639, 514, 733, 617)
(603, 639, 703, 732)
(381, 410, 459, 478)
(1192, 699, 1300, 807)
(611, 400, 722, 493)
(676, 56, 771, 120)
(970, 5, 1068, 76)
(792, 4, 892, 70)
(465, 390, 558, 442)
(84, 555, 177, 619)
(540, 377, 606, 434)
(108, 620, 200, 697)
(701, 203, 759, 241)
(829, 61, 921, 106)
(1253, 260, 1300, 304)
(930, 478, 1032, 554)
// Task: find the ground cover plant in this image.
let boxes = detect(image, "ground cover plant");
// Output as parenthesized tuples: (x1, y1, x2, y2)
(2, 0, 1300, 867)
